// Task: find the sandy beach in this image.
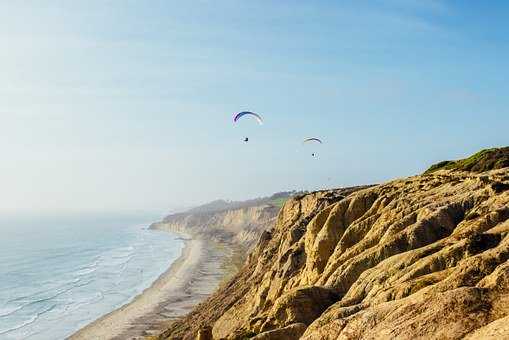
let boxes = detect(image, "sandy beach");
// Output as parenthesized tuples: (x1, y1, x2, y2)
(71, 234, 229, 340)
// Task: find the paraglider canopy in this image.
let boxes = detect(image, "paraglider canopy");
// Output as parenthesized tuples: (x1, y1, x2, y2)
(303, 138, 323, 144)
(233, 111, 263, 125)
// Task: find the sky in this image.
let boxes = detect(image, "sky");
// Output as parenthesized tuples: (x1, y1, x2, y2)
(0, 1, 508, 216)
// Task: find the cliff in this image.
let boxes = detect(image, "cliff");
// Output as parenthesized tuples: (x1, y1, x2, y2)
(155, 147, 509, 340)
(151, 205, 278, 249)
(151, 192, 297, 249)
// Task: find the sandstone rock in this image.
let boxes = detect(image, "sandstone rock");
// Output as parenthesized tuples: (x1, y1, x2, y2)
(252, 323, 307, 340)
(152, 204, 279, 249)
(196, 326, 212, 340)
(158, 148, 509, 340)
(257, 286, 339, 332)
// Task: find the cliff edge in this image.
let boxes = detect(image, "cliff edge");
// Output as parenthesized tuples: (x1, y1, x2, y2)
(157, 147, 509, 340)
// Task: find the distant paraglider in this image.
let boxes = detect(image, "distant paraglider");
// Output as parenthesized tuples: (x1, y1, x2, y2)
(303, 138, 323, 144)
(303, 138, 323, 157)
(234, 111, 263, 143)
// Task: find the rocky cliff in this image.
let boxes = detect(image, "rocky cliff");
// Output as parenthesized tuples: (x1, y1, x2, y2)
(152, 204, 277, 249)
(151, 192, 297, 249)
(157, 147, 509, 340)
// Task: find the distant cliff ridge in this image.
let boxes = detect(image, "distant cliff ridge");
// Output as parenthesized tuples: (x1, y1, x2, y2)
(186, 191, 295, 214)
(157, 147, 509, 340)
(151, 192, 298, 248)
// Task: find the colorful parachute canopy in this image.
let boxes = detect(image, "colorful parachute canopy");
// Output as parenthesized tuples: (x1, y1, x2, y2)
(303, 138, 323, 144)
(233, 111, 263, 125)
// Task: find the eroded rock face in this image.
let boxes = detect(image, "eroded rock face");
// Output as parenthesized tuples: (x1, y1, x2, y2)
(159, 159, 509, 340)
(252, 323, 307, 340)
(256, 286, 340, 332)
(152, 204, 279, 249)
(196, 326, 213, 340)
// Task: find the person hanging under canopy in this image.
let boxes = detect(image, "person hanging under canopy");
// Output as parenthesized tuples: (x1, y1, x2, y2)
(233, 111, 263, 143)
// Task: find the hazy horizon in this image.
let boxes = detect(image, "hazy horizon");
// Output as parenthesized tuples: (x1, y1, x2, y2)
(1, 1, 508, 215)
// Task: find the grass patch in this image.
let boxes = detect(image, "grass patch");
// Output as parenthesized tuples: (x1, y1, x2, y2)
(424, 160, 455, 174)
(424, 147, 509, 174)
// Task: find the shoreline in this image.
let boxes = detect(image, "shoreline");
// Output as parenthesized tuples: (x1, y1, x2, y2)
(71, 232, 229, 340)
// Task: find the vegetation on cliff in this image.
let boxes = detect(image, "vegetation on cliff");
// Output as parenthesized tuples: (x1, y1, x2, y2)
(185, 192, 299, 215)
(425, 147, 509, 174)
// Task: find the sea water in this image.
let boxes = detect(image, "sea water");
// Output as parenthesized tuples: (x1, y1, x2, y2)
(0, 214, 183, 340)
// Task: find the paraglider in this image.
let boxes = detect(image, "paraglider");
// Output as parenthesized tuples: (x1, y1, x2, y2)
(303, 138, 323, 157)
(234, 111, 263, 143)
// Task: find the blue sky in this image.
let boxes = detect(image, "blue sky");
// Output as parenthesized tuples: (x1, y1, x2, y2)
(0, 1, 508, 215)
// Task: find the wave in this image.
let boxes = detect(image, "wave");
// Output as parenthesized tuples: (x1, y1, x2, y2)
(6, 277, 82, 305)
(45, 291, 105, 321)
(66, 291, 105, 314)
(110, 246, 135, 259)
(73, 267, 97, 276)
(7, 257, 105, 307)
(73, 260, 100, 276)
(3, 279, 92, 319)
(0, 305, 24, 318)
(99, 253, 136, 277)
(0, 303, 56, 335)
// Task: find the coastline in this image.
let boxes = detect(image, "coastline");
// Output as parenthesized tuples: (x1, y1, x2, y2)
(71, 232, 230, 340)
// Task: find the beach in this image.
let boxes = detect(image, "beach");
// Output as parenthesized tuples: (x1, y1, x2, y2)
(71, 234, 230, 340)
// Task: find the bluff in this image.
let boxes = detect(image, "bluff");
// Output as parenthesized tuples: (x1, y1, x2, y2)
(151, 192, 296, 249)
(157, 147, 509, 340)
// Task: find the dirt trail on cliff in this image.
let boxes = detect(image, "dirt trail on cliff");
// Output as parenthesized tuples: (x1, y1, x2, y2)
(157, 148, 509, 340)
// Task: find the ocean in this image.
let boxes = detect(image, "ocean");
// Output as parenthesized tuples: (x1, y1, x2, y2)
(0, 214, 183, 340)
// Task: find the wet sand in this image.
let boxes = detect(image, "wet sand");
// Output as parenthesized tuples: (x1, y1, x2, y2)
(71, 235, 229, 340)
